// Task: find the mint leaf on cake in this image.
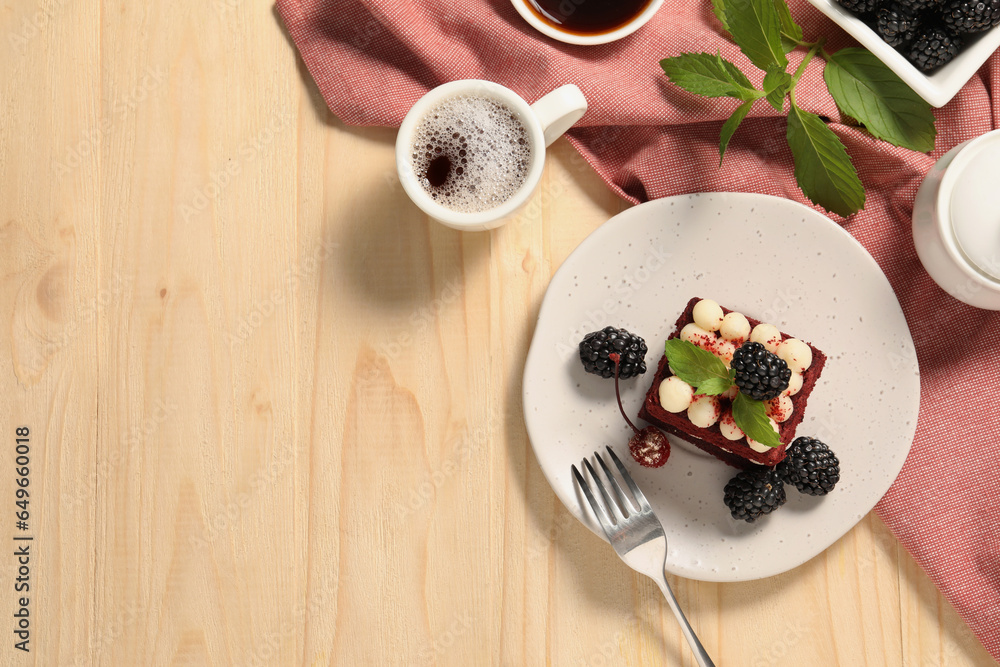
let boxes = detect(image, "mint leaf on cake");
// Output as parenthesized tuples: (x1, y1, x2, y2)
(663, 339, 733, 396)
(732, 392, 782, 448)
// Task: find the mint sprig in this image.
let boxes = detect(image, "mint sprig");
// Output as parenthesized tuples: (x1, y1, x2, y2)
(663, 339, 735, 396)
(732, 393, 782, 447)
(660, 0, 936, 217)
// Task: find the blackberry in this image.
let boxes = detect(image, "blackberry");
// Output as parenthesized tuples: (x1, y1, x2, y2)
(906, 27, 962, 71)
(836, 0, 878, 14)
(876, 2, 921, 46)
(723, 469, 787, 523)
(778, 437, 841, 496)
(892, 0, 943, 12)
(579, 327, 647, 379)
(941, 0, 1000, 33)
(730, 342, 791, 401)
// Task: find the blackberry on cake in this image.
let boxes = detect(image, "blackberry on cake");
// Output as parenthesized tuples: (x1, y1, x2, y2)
(579, 326, 648, 379)
(723, 468, 787, 522)
(731, 341, 792, 401)
(778, 437, 841, 496)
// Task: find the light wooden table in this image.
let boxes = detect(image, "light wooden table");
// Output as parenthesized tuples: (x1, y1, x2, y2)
(1, 2, 996, 666)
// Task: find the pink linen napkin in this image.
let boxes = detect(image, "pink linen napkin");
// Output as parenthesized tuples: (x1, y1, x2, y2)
(276, 0, 1000, 659)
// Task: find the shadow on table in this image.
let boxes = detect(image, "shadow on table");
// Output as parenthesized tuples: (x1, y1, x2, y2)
(499, 304, 673, 663)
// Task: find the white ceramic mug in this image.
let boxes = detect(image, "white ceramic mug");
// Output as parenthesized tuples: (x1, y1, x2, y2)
(395, 80, 587, 232)
(912, 128, 1000, 310)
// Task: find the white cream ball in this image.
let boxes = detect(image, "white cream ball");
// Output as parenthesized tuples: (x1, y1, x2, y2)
(720, 312, 751, 343)
(782, 371, 804, 397)
(687, 395, 721, 428)
(765, 395, 794, 423)
(777, 338, 812, 373)
(693, 299, 724, 332)
(659, 376, 694, 413)
(680, 323, 714, 348)
(719, 410, 744, 440)
(747, 418, 780, 453)
(715, 339, 736, 366)
(750, 323, 782, 353)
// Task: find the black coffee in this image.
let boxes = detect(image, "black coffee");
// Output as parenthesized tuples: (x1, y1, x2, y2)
(410, 95, 532, 213)
(526, 0, 654, 35)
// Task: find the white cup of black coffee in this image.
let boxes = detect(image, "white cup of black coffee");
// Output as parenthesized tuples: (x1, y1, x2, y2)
(395, 80, 587, 231)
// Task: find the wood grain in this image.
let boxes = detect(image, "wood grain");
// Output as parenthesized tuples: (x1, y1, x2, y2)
(0, 1, 996, 665)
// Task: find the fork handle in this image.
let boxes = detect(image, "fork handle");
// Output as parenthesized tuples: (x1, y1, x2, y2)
(654, 568, 716, 667)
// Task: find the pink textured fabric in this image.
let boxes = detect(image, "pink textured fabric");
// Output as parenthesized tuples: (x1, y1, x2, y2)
(276, 0, 1000, 659)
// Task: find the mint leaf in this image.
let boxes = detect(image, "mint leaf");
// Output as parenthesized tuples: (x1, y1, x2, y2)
(786, 103, 865, 216)
(732, 393, 782, 447)
(724, 0, 787, 72)
(698, 376, 734, 395)
(773, 0, 802, 52)
(762, 68, 790, 111)
(660, 53, 759, 101)
(824, 48, 936, 153)
(663, 339, 733, 395)
(719, 99, 754, 164)
(713, 0, 730, 30)
(718, 53, 755, 91)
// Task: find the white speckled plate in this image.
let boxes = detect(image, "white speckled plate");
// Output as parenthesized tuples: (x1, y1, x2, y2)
(522, 192, 920, 582)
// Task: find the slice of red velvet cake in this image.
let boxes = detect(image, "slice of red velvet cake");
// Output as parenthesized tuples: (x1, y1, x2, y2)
(638, 297, 827, 469)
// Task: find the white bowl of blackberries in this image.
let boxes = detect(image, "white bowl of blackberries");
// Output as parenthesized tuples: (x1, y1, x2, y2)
(807, 0, 1000, 106)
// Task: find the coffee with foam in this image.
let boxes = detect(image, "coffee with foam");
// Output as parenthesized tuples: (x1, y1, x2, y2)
(409, 95, 532, 213)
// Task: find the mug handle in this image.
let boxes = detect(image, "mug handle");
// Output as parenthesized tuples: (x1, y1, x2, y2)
(530, 84, 588, 147)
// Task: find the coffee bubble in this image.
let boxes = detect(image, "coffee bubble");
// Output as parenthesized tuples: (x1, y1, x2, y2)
(410, 95, 532, 213)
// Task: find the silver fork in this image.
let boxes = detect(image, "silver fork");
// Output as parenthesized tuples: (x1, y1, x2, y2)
(572, 446, 716, 667)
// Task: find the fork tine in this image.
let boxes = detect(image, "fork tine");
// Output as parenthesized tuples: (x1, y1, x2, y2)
(606, 446, 651, 512)
(594, 451, 636, 516)
(572, 464, 615, 536)
(583, 458, 625, 523)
